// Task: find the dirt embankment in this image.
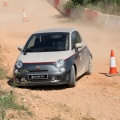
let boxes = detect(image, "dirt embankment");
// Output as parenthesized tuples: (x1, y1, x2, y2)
(0, 0, 120, 120)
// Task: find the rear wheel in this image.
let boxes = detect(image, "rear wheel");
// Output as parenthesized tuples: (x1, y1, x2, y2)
(68, 65, 76, 88)
(86, 55, 92, 75)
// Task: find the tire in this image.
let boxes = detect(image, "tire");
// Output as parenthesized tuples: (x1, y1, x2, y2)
(68, 65, 76, 88)
(86, 55, 92, 75)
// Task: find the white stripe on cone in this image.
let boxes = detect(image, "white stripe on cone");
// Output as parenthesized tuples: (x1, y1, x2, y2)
(23, 9, 27, 21)
(23, 11, 26, 18)
(110, 57, 116, 67)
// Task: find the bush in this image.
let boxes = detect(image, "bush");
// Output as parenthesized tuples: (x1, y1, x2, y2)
(64, 0, 75, 10)
(71, 0, 83, 5)
(64, 0, 120, 15)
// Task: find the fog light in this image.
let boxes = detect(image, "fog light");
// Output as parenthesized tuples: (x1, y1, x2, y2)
(15, 69, 18, 74)
(59, 68, 66, 72)
(51, 76, 60, 82)
(21, 77, 26, 82)
(51, 76, 57, 81)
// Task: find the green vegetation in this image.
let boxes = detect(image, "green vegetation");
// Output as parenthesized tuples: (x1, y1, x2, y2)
(0, 90, 32, 120)
(64, 0, 120, 15)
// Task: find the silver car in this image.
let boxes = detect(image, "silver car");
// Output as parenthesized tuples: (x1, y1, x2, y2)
(13, 28, 92, 87)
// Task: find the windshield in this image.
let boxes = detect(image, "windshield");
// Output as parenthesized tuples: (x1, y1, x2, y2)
(24, 32, 69, 52)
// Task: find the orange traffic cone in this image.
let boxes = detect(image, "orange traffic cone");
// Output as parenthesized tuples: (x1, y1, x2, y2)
(106, 50, 120, 77)
(22, 9, 27, 22)
(3, 0, 8, 6)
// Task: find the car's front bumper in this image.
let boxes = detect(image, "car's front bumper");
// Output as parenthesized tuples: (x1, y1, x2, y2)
(13, 70, 71, 86)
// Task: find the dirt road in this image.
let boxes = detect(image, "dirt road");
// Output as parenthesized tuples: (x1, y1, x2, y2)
(0, 0, 120, 120)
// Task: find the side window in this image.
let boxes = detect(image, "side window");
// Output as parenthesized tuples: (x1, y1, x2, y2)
(27, 36, 36, 49)
(76, 31, 82, 43)
(71, 31, 82, 50)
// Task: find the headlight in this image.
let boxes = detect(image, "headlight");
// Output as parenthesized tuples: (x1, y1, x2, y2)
(55, 59, 65, 68)
(16, 60, 23, 68)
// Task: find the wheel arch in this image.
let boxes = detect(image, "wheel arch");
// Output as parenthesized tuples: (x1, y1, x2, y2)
(73, 63, 77, 77)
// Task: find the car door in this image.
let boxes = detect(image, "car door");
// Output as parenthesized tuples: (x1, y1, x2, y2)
(71, 31, 87, 76)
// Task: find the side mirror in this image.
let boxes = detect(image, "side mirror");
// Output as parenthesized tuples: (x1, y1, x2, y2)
(18, 46, 24, 52)
(75, 43, 83, 49)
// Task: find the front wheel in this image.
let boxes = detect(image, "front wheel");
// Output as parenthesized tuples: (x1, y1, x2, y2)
(86, 55, 92, 75)
(68, 65, 76, 88)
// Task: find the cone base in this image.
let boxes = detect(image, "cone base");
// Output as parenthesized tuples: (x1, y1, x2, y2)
(22, 18, 29, 22)
(109, 67, 118, 74)
(106, 73, 120, 77)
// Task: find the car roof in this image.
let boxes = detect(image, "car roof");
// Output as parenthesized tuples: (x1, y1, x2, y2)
(34, 28, 76, 34)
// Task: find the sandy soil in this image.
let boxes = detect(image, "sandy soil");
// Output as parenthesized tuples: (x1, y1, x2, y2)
(0, 0, 120, 120)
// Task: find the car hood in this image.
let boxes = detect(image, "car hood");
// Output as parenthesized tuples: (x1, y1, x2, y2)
(17, 51, 75, 63)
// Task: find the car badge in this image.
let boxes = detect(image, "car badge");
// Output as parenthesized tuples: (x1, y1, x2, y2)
(36, 66, 40, 70)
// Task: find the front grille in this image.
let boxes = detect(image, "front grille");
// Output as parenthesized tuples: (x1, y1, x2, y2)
(28, 70, 48, 72)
